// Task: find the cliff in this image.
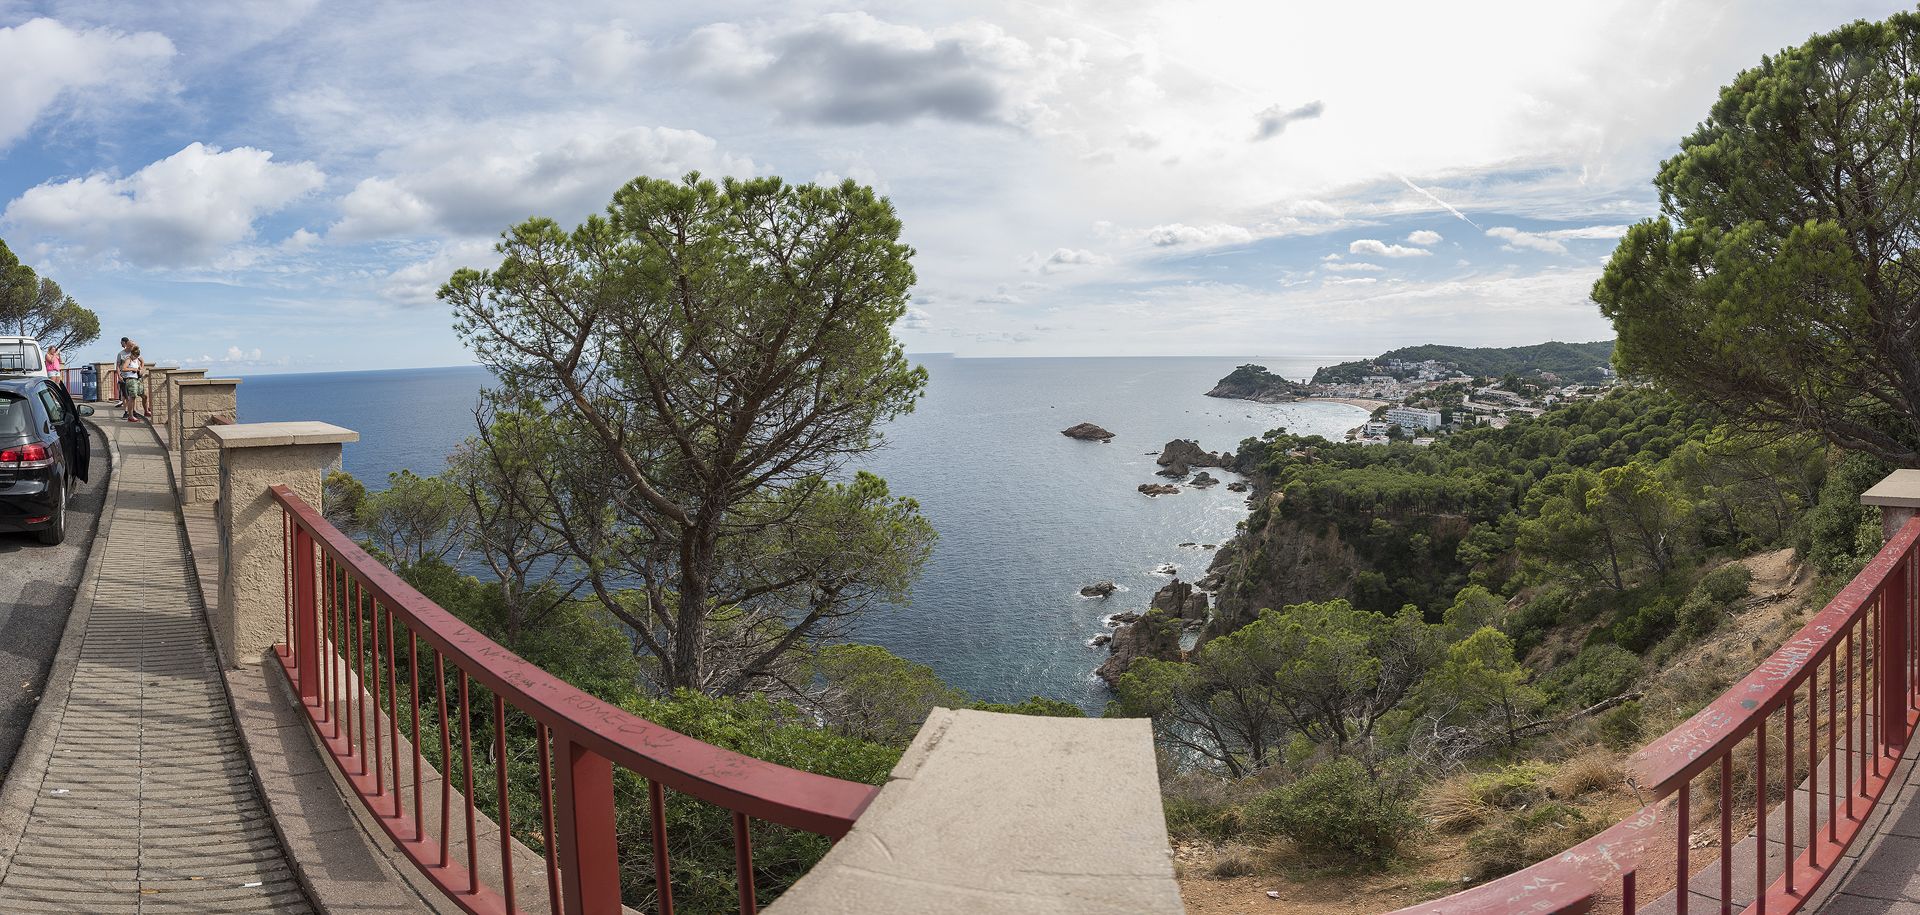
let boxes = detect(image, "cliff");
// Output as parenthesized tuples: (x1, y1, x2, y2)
(1204, 364, 1309, 403)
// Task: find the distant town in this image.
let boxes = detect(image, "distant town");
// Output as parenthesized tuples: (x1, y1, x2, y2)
(1205, 340, 1621, 446)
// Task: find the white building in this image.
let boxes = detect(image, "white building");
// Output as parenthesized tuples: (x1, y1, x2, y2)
(1385, 406, 1443, 431)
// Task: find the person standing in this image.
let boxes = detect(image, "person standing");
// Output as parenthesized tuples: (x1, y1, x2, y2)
(112, 337, 132, 416)
(121, 345, 146, 422)
(43, 345, 61, 381)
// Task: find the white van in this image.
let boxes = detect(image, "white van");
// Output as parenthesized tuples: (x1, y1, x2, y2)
(0, 337, 47, 378)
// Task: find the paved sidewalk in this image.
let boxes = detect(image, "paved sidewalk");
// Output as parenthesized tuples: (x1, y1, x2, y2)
(0, 418, 310, 913)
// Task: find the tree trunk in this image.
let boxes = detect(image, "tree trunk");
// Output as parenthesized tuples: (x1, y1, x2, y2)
(672, 526, 715, 691)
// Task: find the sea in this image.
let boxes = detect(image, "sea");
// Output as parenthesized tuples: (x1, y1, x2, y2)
(239, 355, 1367, 710)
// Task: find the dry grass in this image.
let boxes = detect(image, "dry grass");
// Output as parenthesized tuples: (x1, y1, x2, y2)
(1552, 753, 1623, 798)
(1422, 774, 1498, 833)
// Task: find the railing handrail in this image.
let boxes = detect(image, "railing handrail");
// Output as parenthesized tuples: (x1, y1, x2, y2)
(1628, 516, 1920, 791)
(270, 483, 880, 838)
(1395, 515, 1920, 914)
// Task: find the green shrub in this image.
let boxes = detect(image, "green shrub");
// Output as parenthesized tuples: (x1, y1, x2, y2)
(1695, 563, 1753, 604)
(1244, 758, 1415, 869)
(1540, 644, 1642, 708)
(1611, 596, 1678, 652)
(1597, 700, 1645, 751)
(1467, 762, 1556, 808)
(1163, 797, 1244, 842)
(1465, 803, 1596, 882)
(973, 696, 1089, 717)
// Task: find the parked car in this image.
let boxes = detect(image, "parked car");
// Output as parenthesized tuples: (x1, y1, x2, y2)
(0, 375, 92, 544)
(0, 337, 49, 379)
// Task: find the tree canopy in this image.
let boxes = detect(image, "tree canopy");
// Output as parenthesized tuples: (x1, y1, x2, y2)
(0, 238, 100, 352)
(1595, 13, 1920, 466)
(442, 173, 933, 694)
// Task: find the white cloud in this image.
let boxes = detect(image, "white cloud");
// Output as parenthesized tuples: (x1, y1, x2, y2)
(1028, 247, 1111, 273)
(1322, 276, 1377, 286)
(1147, 223, 1254, 247)
(0, 18, 175, 149)
(342, 122, 757, 237)
(3, 143, 325, 267)
(1252, 100, 1324, 141)
(1485, 224, 1630, 255)
(1348, 238, 1431, 258)
(330, 177, 435, 240)
(1406, 229, 1443, 245)
(671, 12, 1083, 129)
(1324, 261, 1384, 273)
(383, 238, 499, 306)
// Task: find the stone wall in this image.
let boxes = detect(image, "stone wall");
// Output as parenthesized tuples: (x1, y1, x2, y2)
(148, 365, 178, 427)
(178, 379, 239, 504)
(167, 369, 208, 457)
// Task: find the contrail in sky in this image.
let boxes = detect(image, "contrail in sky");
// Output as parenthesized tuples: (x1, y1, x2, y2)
(1396, 174, 1481, 229)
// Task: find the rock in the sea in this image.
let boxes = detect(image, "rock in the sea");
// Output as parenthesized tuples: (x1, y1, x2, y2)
(1189, 471, 1219, 488)
(1097, 609, 1183, 685)
(1205, 364, 1309, 403)
(1150, 578, 1211, 624)
(1138, 483, 1180, 496)
(1087, 633, 1112, 648)
(1105, 611, 1141, 627)
(1178, 541, 1197, 548)
(1226, 481, 1249, 493)
(1153, 562, 1178, 576)
(1061, 422, 1115, 442)
(1155, 439, 1232, 477)
(1079, 580, 1118, 598)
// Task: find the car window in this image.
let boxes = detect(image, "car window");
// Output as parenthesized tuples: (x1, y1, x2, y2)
(0, 342, 38, 374)
(0, 395, 27, 437)
(37, 386, 65, 424)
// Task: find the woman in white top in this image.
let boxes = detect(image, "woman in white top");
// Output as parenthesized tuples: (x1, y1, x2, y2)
(122, 345, 146, 422)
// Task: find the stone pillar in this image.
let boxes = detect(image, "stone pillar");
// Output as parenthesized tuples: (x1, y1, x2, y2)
(1862, 470, 1920, 541)
(211, 422, 358, 668)
(91, 361, 115, 403)
(147, 365, 178, 427)
(167, 369, 208, 457)
(177, 378, 240, 504)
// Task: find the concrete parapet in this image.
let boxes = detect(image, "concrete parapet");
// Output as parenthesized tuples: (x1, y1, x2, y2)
(177, 377, 240, 504)
(91, 361, 114, 403)
(1864, 469, 1920, 542)
(212, 421, 357, 669)
(166, 368, 208, 455)
(148, 365, 179, 426)
(766, 708, 1183, 915)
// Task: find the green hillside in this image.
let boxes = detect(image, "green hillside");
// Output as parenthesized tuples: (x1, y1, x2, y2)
(1313, 341, 1616, 385)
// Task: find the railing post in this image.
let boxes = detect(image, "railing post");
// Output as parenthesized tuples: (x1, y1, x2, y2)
(211, 421, 358, 668)
(1862, 469, 1920, 752)
(552, 737, 622, 915)
(292, 523, 320, 704)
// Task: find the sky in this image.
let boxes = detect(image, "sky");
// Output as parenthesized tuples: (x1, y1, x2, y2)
(0, 1, 1908, 374)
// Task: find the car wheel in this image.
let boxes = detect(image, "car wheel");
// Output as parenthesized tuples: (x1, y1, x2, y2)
(35, 478, 65, 546)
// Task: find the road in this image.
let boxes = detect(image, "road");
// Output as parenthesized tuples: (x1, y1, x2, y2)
(0, 419, 106, 774)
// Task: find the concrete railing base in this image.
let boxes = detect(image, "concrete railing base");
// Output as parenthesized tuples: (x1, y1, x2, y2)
(766, 708, 1185, 915)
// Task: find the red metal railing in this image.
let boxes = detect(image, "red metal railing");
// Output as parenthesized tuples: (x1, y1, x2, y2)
(1395, 516, 1920, 915)
(269, 485, 880, 915)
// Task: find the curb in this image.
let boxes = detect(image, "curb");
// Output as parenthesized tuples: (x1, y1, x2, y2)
(0, 417, 119, 881)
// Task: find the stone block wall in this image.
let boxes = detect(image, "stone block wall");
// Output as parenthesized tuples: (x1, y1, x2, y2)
(148, 365, 178, 426)
(167, 369, 208, 455)
(178, 379, 239, 504)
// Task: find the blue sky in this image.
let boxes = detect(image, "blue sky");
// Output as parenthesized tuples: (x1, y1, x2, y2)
(0, 0, 1908, 373)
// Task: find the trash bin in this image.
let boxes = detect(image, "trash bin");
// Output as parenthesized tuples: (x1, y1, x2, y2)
(81, 365, 98, 403)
